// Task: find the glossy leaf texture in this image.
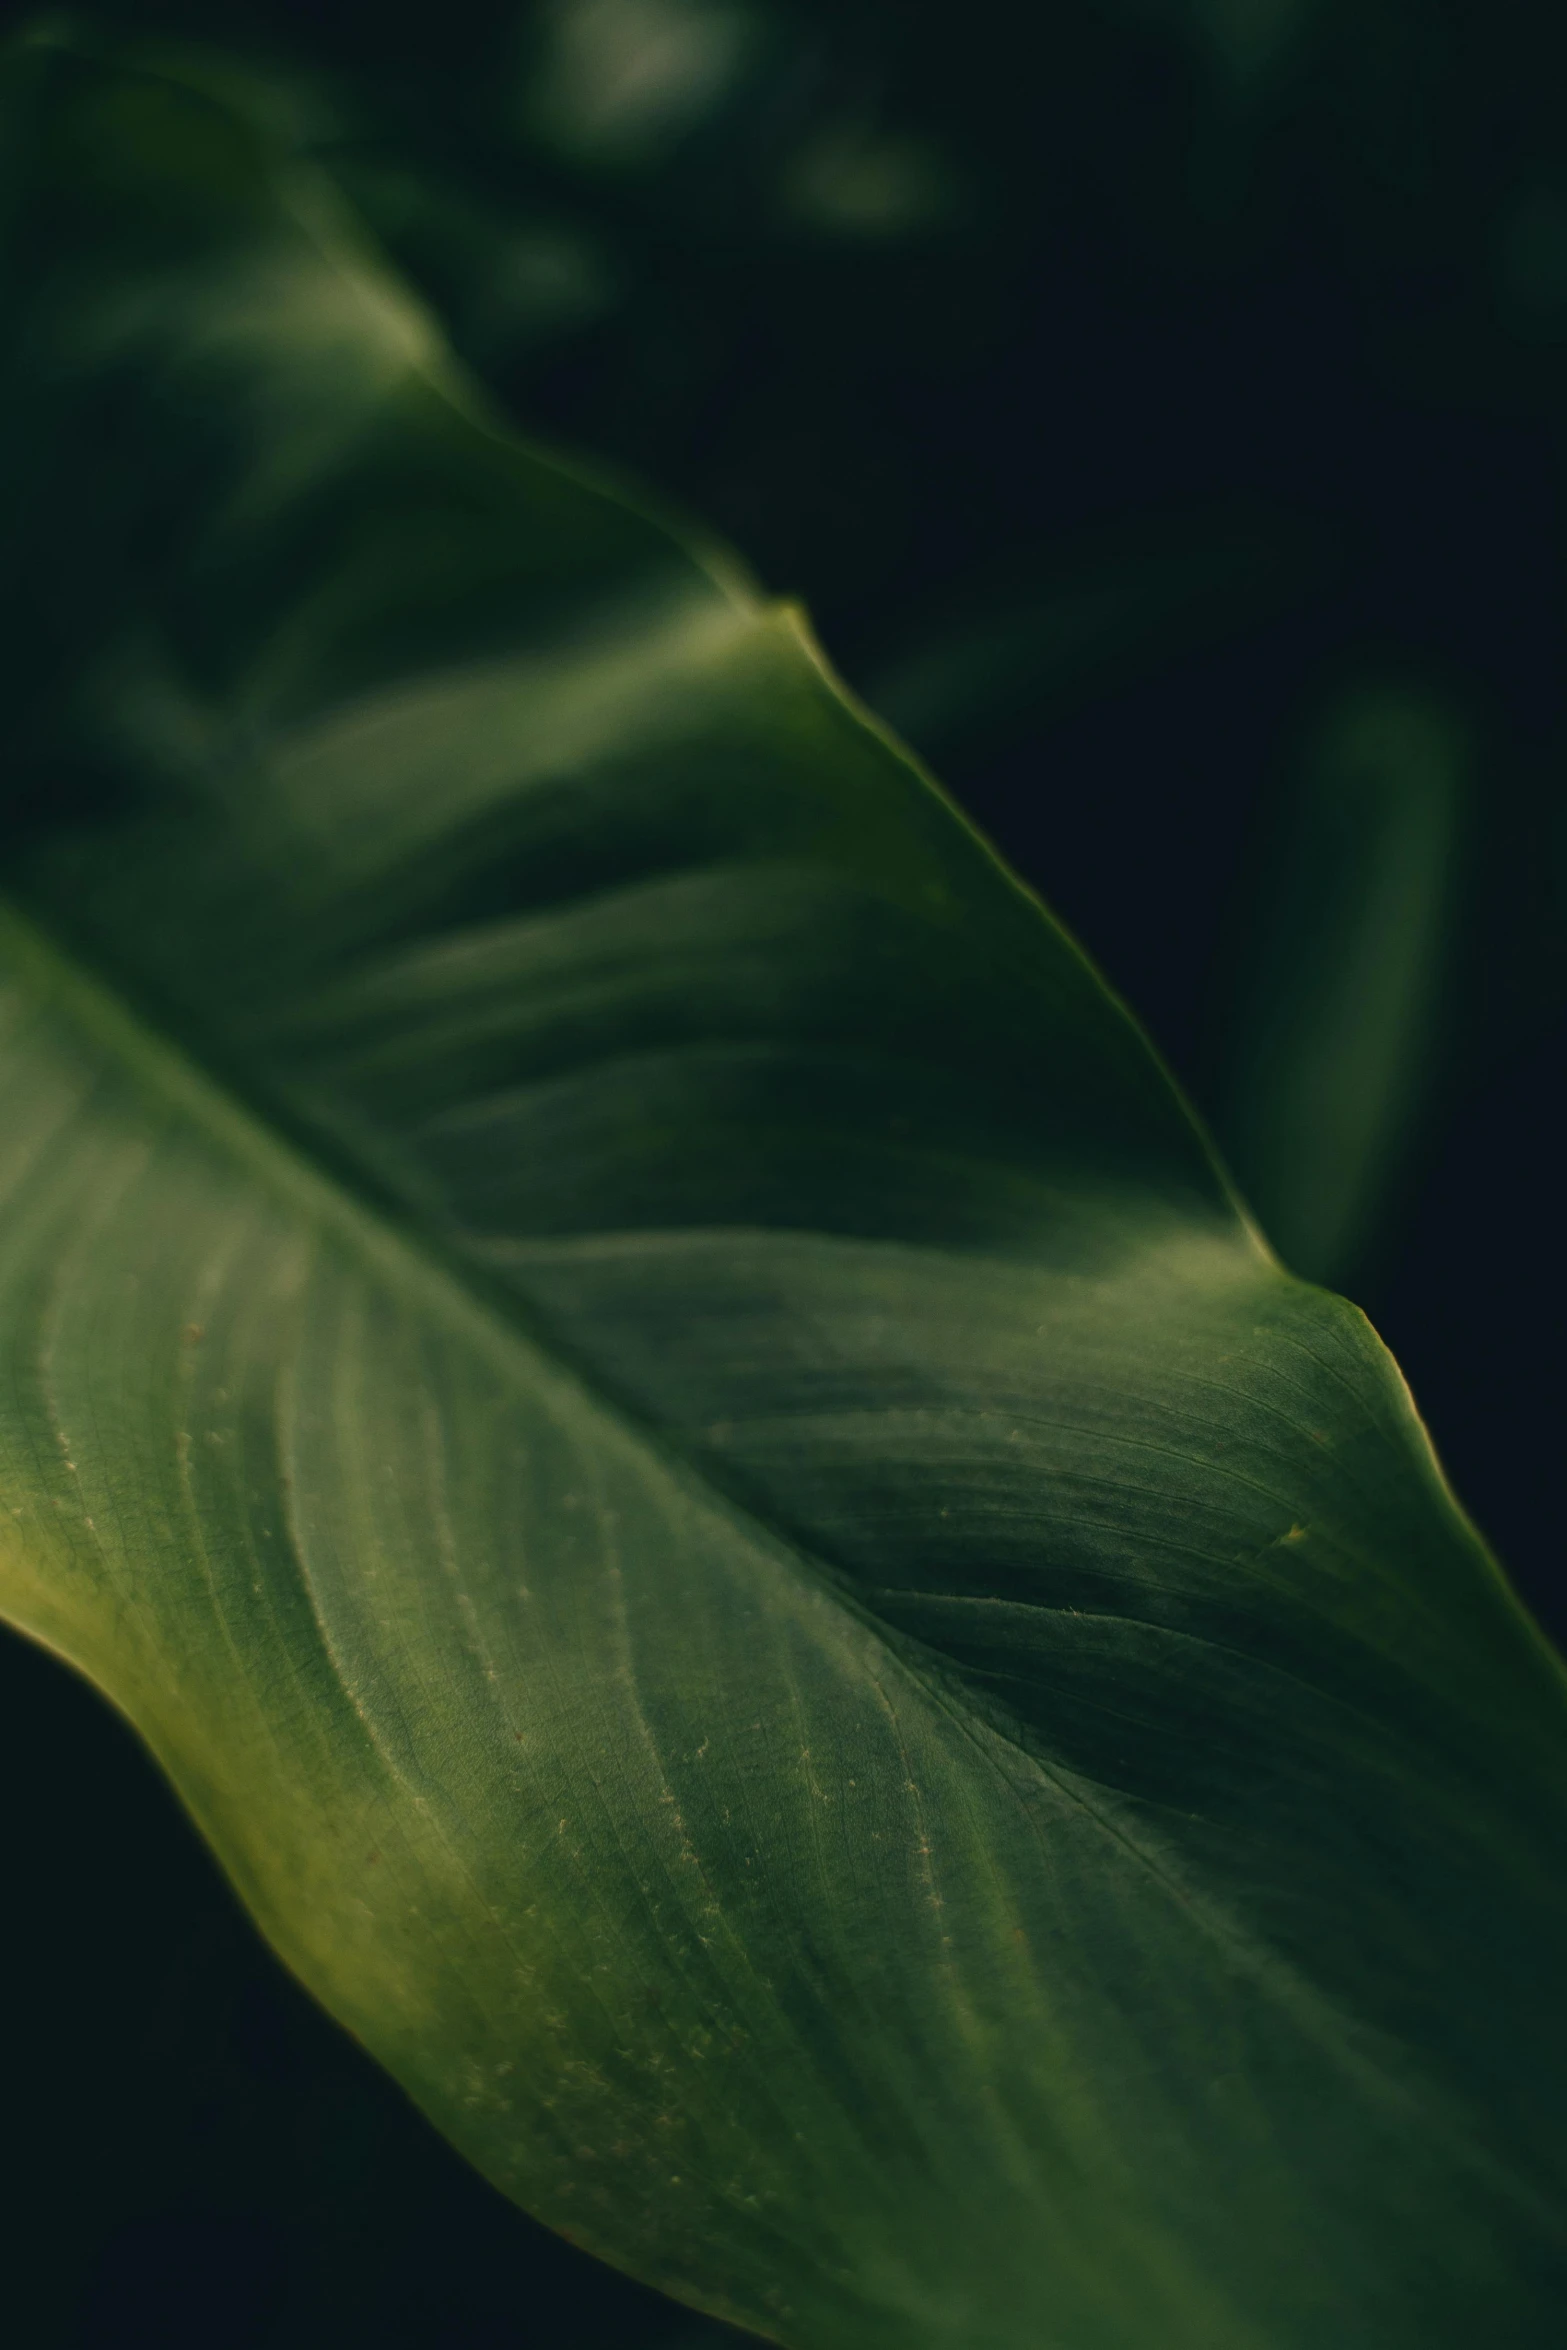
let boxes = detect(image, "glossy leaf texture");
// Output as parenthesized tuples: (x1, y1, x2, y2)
(1, 34, 1565, 2350)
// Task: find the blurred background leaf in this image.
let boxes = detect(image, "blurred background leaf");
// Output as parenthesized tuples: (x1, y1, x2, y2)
(4, 2, 1565, 2343)
(1217, 681, 1469, 1288)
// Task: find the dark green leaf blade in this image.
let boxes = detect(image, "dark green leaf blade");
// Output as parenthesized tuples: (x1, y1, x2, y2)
(1, 36, 1564, 2350)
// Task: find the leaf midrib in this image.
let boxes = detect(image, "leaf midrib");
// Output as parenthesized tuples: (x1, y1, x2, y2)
(0, 887, 1004, 1709)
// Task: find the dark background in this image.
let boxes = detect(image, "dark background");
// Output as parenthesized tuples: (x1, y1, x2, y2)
(2, 2, 1563, 2341)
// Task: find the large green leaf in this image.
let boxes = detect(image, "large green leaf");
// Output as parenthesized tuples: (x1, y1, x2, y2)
(1, 35, 1565, 2349)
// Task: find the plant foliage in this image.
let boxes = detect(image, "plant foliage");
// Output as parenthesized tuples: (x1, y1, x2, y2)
(0, 34, 1564, 2349)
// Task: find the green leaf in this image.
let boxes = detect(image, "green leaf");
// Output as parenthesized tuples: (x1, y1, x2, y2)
(1, 35, 1565, 2350)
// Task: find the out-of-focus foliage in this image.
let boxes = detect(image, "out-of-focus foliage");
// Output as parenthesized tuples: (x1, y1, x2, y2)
(71, 1, 1567, 1288)
(1219, 684, 1469, 1285)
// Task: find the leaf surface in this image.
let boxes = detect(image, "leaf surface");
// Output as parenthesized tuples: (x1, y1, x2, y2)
(1, 38, 1565, 2350)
